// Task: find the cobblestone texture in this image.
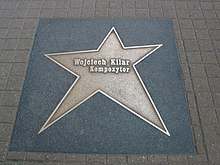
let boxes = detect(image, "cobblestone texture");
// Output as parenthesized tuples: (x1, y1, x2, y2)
(0, 0, 219, 164)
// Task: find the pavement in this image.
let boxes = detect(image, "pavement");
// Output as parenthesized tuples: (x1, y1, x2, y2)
(0, 0, 220, 165)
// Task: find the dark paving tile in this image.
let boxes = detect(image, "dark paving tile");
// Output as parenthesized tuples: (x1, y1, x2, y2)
(201, 52, 218, 64)
(195, 92, 214, 107)
(189, 64, 206, 77)
(209, 78, 220, 92)
(10, 63, 27, 76)
(0, 142, 8, 161)
(107, 155, 126, 164)
(192, 78, 210, 91)
(7, 151, 26, 161)
(1, 91, 20, 107)
(0, 123, 13, 142)
(0, 107, 16, 123)
(186, 52, 202, 64)
(65, 154, 86, 162)
(87, 154, 106, 164)
(6, 75, 24, 91)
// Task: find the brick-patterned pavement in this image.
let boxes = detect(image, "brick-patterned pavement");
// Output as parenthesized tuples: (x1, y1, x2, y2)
(0, 0, 219, 164)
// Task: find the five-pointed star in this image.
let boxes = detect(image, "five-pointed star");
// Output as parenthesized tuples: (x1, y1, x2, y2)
(38, 27, 170, 136)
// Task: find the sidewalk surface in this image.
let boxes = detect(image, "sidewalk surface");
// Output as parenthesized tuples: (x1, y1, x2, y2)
(0, 0, 220, 165)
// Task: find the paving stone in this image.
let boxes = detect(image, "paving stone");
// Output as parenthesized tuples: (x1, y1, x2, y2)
(43, 1, 56, 9)
(23, 19, 39, 29)
(96, 0, 107, 9)
(14, 10, 28, 19)
(172, 19, 179, 30)
(17, 0, 30, 10)
(175, 1, 188, 9)
(187, 2, 201, 10)
(1, 91, 20, 107)
(65, 154, 86, 162)
(199, 107, 218, 125)
(135, 9, 149, 18)
(163, 9, 177, 18)
(174, 30, 181, 40)
(0, 124, 13, 142)
(203, 10, 217, 20)
(81, 9, 95, 18)
(6, 75, 24, 90)
(30, 1, 44, 9)
(198, 40, 214, 51)
(201, 52, 218, 64)
(7, 152, 26, 161)
(184, 77, 193, 92)
(209, 30, 220, 40)
(95, 9, 108, 18)
(213, 2, 220, 10)
(206, 20, 220, 30)
(187, 155, 208, 164)
(69, 0, 82, 9)
(200, 2, 214, 10)
(20, 29, 36, 39)
(168, 155, 187, 165)
(10, 63, 27, 76)
(208, 78, 220, 92)
(136, 0, 148, 9)
(149, 0, 162, 9)
(0, 51, 15, 62)
(179, 19, 193, 29)
(0, 143, 8, 161)
(0, 63, 11, 90)
(13, 51, 30, 63)
(0, 39, 4, 51)
(108, 9, 122, 18)
(87, 154, 106, 164)
(107, 155, 126, 164)
(184, 40, 199, 51)
(3, 39, 18, 50)
(10, 19, 25, 29)
(55, 0, 69, 9)
(122, 8, 135, 18)
(0, 107, 16, 123)
(40, 9, 55, 18)
(6, 29, 22, 39)
(189, 64, 206, 77)
(195, 30, 210, 40)
(0, 29, 8, 38)
(45, 154, 65, 162)
(212, 93, 220, 107)
(190, 10, 204, 19)
(162, 1, 175, 9)
(0, 10, 15, 19)
(176, 9, 190, 19)
(195, 92, 214, 107)
(27, 9, 42, 18)
(193, 20, 207, 29)
(205, 64, 220, 78)
(54, 9, 68, 18)
(186, 52, 202, 63)
(0, 91, 3, 106)
(181, 64, 190, 77)
(149, 9, 163, 18)
(67, 9, 81, 18)
(147, 155, 168, 164)
(4, 1, 18, 10)
(26, 152, 45, 161)
(0, 19, 12, 29)
(127, 155, 146, 164)
(192, 78, 210, 91)
(82, 0, 95, 9)
(108, 0, 123, 9)
(181, 29, 196, 39)
(189, 107, 200, 125)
